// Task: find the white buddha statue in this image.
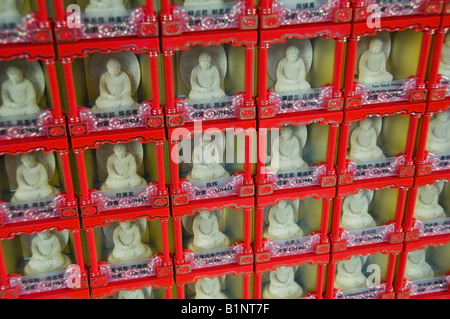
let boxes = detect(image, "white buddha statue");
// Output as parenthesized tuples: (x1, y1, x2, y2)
(348, 118, 386, 162)
(195, 277, 228, 299)
(0, 66, 41, 117)
(414, 182, 446, 220)
(188, 210, 230, 251)
(188, 53, 225, 101)
(439, 34, 450, 78)
(12, 153, 59, 202)
(358, 38, 393, 84)
(266, 200, 303, 240)
(426, 111, 450, 154)
(341, 190, 377, 230)
(101, 144, 147, 191)
(118, 289, 146, 299)
(263, 267, 303, 299)
(187, 135, 229, 181)
(24, 231, 71, 275)
(93, 59, 137, 110)
(0, 0, 21, 23)
(405, 249, 434, 281)
(334, 257, 368, 291)
(85, 0, 127, 15)
(268, 125, 308, 171)
(108, 221, 152, 264)
(275, 46, 311, 93)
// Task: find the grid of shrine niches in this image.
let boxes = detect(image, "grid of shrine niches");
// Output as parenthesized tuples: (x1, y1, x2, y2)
(0, 0, 449, 300)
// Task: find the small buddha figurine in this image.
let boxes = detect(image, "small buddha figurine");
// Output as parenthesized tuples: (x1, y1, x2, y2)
(12, 153, 59, 202)
(188, 53, 225, 101)
(268, 125, 308, 171)
(426, 111, 450, 154)
(188, 210, 230, 251)
(341, 190, 377, 230)
(101, 144, 147, 191)
(358, 38, 393, 84)
(439, 34, 450, 78)
(108, 221, 152, 264)
(187, 135, 229, 181)
(0, 0, 21, 23)
(118, 289, 146, 299)
(93, 59, 137, 110)
(0, 66, 41, 117)
(405, 249, 434, 281)
(24, 231, 71, 275)
(275, 46, 311, 93)
(266, 200, 304, 240)
(414, 182, 446, 220)
(348, 118, 386, 162)
(334, 257, 368, 291)
(263, 267, 303, 299)
(195, 277, 228, 299)
(85, 0, 127, 14)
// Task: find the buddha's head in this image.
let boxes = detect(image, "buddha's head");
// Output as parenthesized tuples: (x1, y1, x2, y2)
(37, 231, 51, 240)
(280, 126, 294, 141)
(436, 111, 449, 123)
(408, 249, 426, 264)
(106, 59, 122, 77)
(198, 53, 212, 71)
(21, 153, 37, 169)
(6, 66, 24, 84)
(113, 144, 127, 158)
(368, 38, 383, 55)
(198, 210, 210, 219)
(277, 200, 288, 209)
(285, 46, 300, 63)
(359, 118, 373, 131)
(119, 221, 132, 230)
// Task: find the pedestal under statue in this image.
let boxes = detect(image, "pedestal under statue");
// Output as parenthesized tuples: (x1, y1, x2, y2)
(341, 190, 376, 230)
(263, 267, 303, 299)
(358, 38, 393, 84)
(186, 135, 229, 181)
(426, 112, 450, 154)
(93, 59, 137, 110)
(12, 153, 59, 202)
(348, 118, 385, 162)
(414, 182, 446, 220)
(405, 249, 434, 281)
(268, 125, 308, 171)
(0, 66, 40, 117)
(188, 210, 230, 251)
(195, 277, 228, 299)
(101, 143, 147, 191)
(275, 46, 311, 93)
(24, 231, 71, 275)
(188, 53, 225, 101)
(266, 200, 303, 240)
(334, 257, 368, 291)
(108, 221, 152, 264)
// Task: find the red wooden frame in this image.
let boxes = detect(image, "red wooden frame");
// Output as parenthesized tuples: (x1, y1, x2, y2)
(254, 186, 334, 264)
(52, 0, 159, 42)
(325, 244, 402, 299)
(160, 0, 258, 36)
(394, 235, 450, 299)
(330, 180, 412, 254)
(171, 196, 254, 276)
(162, 30, 258, 127)
(70, 127, 169, 219)
(258, 0, 352, 29)
(344, 16, 440, 110)
(253, 248, 329, 299)
(0, 221, 89, 299)
(82, 206, 173, 291)
(56, 36, 163, 138)
(174, 263, 254, 299)
(257, 23, 350, 118)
